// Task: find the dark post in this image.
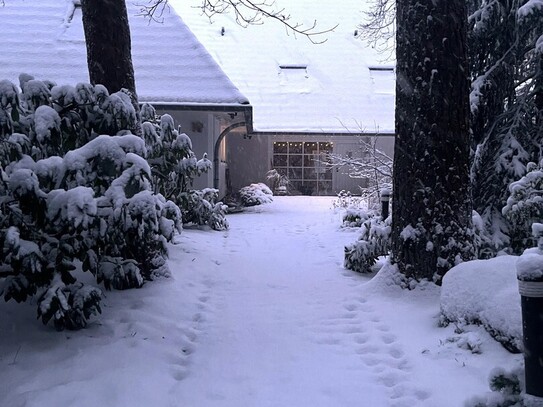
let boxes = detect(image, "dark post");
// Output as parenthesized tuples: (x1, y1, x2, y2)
(517, 227, 543, 405)
(380, 188, 391, 220)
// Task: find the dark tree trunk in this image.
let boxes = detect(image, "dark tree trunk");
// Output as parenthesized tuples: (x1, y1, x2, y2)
(81, 0, 141, 133)
(392, 0, 474, 282)
(81, 0, 136, 95)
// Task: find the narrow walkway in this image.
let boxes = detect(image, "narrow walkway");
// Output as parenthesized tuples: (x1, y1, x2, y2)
(170, 197, 427, 407)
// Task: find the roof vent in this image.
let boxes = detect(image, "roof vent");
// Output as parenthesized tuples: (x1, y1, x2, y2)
(279, 65, 308, 70)
(369, 66, 395, 94)
(368, 66, 395, 72)
(279, 65, 310, 92)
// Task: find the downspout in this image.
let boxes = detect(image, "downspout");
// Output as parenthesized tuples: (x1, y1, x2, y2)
(213, 121, 247, 189)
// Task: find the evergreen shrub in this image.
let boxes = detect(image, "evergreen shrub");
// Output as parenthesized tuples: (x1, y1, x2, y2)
(0, 75, 217, 329)
(239, 182, 273, 207)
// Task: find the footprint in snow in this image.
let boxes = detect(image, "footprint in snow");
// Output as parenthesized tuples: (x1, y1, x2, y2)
(381, 333, 397, 344)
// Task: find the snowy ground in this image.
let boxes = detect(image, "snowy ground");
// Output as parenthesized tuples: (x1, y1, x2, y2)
(0, 197, 521, 407)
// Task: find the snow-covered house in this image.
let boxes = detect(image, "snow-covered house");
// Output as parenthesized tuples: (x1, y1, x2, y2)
(171, 0, 395, 195)
(0, 0, 251, 193)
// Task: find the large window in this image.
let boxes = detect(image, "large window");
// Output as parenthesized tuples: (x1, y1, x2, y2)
(272, 141, 333, 195)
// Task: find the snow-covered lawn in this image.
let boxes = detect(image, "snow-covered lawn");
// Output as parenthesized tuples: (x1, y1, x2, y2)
(0, 197, 521, 407)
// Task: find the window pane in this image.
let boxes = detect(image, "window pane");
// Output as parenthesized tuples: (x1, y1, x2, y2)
(273, 154, 287, 166)
(289, 142, 302, 154)
(304, 154, 317, 167)
(303, 142, 318, 155)
(304, 168, 318, 179)
(289, 154, 303, 167)
(319, 142, 333, 154)
(300, 181, 317, 196)
(290, 180, 303, 193)
(275, 167, 288, 177)
(289, 167, 303, 179)
(273, 142, 288, 154)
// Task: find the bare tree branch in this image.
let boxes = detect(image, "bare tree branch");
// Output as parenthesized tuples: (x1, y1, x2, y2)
(320, 136, 393, 207)
(135, 0, 170, 23)
(357, 0, 396, 59)
(136, 0, 336, 44)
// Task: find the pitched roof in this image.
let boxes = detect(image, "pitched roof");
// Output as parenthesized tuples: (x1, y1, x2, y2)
(0, 0, 248, 105)
(170, 0, 395, 134)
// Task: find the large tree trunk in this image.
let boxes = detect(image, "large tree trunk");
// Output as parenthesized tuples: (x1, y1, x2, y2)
(81, 0, 141, 134)
(392, 0, 474, 282)
(81, 0, 136, 95)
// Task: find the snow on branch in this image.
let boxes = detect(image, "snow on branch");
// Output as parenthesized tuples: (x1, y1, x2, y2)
(517, 0, 543, 19)
(321, 136, 392, 208)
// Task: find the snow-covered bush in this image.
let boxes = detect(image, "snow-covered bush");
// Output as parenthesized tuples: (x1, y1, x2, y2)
(440, 256, 522, 353)
(178, 188, 228, 230)
(266, 169, 289, 195)
(140, 103, 227, 230)
(502, 161, 543, 252)
(332, 189, 365, 210)
(465, 367, 525, 407)
(342, 207, 373, 228)
(239, 182, 273, 207)
(344, 214, 391, 273)
(0, 76, 180, 329)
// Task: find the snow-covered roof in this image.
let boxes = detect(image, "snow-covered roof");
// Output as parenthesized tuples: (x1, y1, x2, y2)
(170, 0, 395, 134)
(0, 0, 248, 106)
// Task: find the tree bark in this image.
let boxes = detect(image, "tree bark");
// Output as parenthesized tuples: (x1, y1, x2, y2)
(81, 0, 136, 96)
(81, 0, 141, 134)
(392, 0, 474, 282)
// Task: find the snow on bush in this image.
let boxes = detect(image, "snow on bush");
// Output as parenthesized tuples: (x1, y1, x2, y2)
(502, 161, 543, 252)
(239, 182, 273, 207)
(440, 256, 522, 353)
(344, 213, 391, 273)
(0, 76, 186, 330)
(332, 189, 365, 211)
(517, 0, 543, 18)
(140, 103, 227, 231)
(343, 209, 496, 275)
(465, 366, 526, 407)
(178, 188, 228, 230)
(342, 207, 373, 228)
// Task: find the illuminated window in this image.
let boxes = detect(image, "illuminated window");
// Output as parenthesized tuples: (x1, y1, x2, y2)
(272, 140, 333, 195)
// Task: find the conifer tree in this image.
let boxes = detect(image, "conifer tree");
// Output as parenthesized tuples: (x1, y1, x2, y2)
(469, 0, 543, 253)
(391, 0, 475, 282)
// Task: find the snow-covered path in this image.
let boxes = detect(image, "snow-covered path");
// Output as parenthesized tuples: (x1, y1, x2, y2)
(171, 198, 398, 406)
(166, 198, 459, 406)
(0, 197, 518, 407)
